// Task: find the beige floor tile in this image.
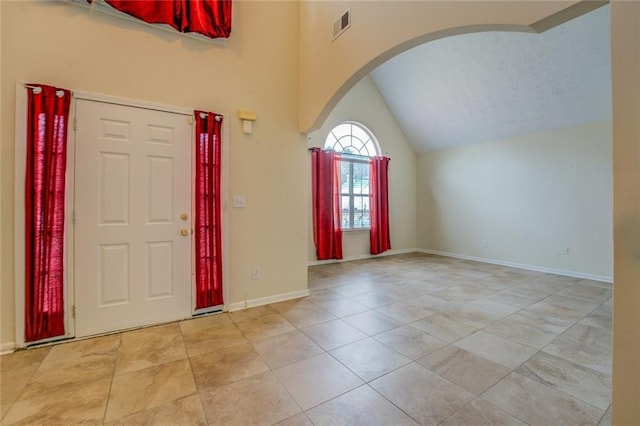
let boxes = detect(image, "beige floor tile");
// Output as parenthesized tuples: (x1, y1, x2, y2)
(301, 319, 368, 351)
(543, 323, 612, 375)
(16, 336, 119, 400)
(179, 312, 234, 334)
(440, 300, 520, 328)
(274, 353, 363, 410)
(333, 282, 380, 298)
(526, 295, 601, 321)
(405, 280, 450, 293)
(3, 378, 110, 425)
(182, 323, 247, 357)
(251, 330, 323, 369)
(430, 284, 496, 304)
(21, 351, 116, 399)
(557, 283, 613, 303)
(0, 346, 51, 409)
(418, 346, 510, 395)
(305, 385, 418, 425)
(410, 314, 477, 343)
(342, 311, 403, 336)
(234, 313, 297, 341)
(440, 399, 526, 426)
(229, 305, 279, 323)
(375, 325, 447, 359)
(200, 372, 300, 425)
(306, 288, 346, 304)
(190, 342, 269, 391)
(381, 284, 432, 301)
(370, 363, 474, 426)
(105, 359, 196, 422)
(0, 347, 51, 372)
(115, 323, 187, 375)
(1, 403, 10, 419)
(349, 292, 403, 309)
(375, 302, 434, 323)
(598, 405, 611, 426)
(42, 334, 120, 365)
(482, 286, 550, 307)
(330, 338, 411, 382)
(277, 413, 313, 426)
(517, 351, 611, 409)
(483, 309, 572, 349)
(313, 298, 370, 317)
(405, 294, 458, 312)
(454, 331, 537, 369)
(579, 306, 613, 330)
(272, 300, 337, 328)
(104, 395, 206, 426)
(482, 372, 604, 425)
(476, 278, 517, 293)
(520, 279, 569, 295)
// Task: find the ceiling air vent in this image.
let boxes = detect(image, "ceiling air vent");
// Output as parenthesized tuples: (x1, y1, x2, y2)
(332, 8, 351, 41)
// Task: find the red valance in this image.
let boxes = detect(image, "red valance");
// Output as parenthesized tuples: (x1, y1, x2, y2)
(92, 0, 232, 39)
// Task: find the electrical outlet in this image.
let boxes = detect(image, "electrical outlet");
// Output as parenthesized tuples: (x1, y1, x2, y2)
(252, 267, 261, 280)
(562, 247, 570, 255)
(482, 239, 488, 249)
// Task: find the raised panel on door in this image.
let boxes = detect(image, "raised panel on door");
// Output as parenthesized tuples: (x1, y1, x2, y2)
(74, 99, 192, 338)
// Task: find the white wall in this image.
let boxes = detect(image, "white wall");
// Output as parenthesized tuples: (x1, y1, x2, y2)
(307, 76, 417, 262)
(298, 1, 586, 132)
(1, 1, 306, 349)
(418, 121, 613, 279)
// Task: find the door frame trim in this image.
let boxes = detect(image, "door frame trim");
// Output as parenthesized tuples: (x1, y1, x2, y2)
(14, 85, 229, 348)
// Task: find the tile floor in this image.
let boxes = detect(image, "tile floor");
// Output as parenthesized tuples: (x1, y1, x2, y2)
(0, 253, 613, 425)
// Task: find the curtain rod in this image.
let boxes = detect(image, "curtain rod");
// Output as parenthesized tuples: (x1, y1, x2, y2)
(21, 83, 66, 97)
(307, 147, 390, 158)
(198, 112, 223, 121)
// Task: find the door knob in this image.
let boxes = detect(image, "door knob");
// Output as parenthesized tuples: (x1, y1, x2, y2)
(181, 229, 189, 236)
(181, 213, 188, 220)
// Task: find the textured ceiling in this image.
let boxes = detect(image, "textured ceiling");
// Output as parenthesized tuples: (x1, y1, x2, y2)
(370, 5, 611, 153)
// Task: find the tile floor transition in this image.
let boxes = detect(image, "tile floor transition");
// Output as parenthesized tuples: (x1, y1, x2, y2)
(0, 253, 613, 425)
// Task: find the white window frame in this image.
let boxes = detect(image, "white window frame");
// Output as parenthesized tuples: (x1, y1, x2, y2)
(324, 121, 380, 231)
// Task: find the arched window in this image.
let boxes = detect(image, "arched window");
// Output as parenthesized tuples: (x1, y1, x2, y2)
(324, 122, 380, 229)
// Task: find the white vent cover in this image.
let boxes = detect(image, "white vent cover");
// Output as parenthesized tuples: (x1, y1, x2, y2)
(332, 9, 351, 41)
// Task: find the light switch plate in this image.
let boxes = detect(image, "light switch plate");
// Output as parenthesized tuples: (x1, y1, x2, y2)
(233, 195, 246, 208)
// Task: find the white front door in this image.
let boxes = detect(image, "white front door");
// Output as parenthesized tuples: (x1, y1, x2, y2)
(74, 99, 192, 338)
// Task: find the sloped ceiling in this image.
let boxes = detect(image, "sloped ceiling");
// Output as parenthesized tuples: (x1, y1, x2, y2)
(370, 5, 611, 153)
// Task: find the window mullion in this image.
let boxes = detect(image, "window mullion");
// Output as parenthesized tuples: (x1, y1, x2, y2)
(349, 161, 355, 228)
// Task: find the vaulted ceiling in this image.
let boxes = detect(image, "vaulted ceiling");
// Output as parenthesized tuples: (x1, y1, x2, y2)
(370, 5, 611, 153)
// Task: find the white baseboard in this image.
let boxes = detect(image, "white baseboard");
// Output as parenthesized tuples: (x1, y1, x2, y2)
(417, 248, 613, 283)
(1, 341, 16, 354)
(227, 289, 310, 312)
(307, 248, 418, 267)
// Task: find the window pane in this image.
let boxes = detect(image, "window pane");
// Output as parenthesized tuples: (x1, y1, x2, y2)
(352, 162, 369, 194)
(352, 126, 370, 146)
(341, 195, 350, 228)
(324, 132, 337, 149)
(340, 161, 350, 194)
(353, 196, 370, 228)
(350, 138, 364, 154)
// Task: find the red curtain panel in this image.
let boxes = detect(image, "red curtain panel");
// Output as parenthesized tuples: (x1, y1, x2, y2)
(370, 156, 392, 255)
(311, 148, 343, 260)
(194, 111, 224, 309)
(102, 0, 232, 39)
(182, 0, 232, 39)
(25, 84, 71, 342)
